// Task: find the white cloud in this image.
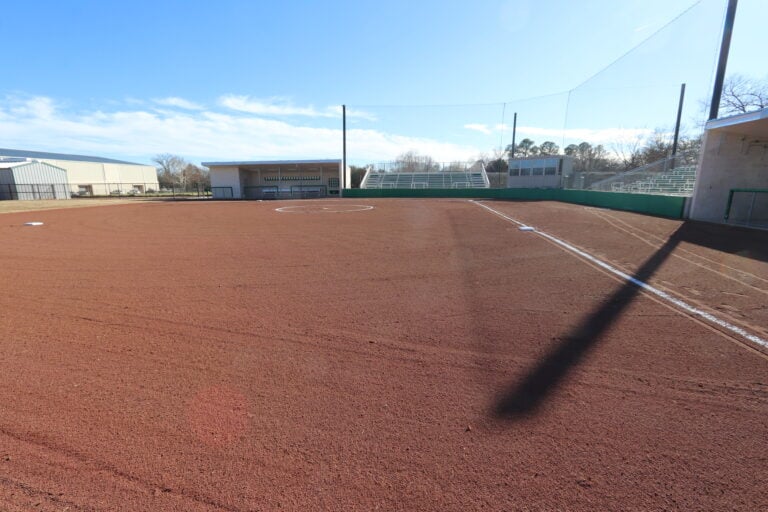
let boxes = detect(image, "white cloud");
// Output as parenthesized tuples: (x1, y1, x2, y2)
(463, 121, 655, 145)
(464, 124, 493, 135)
(219, 95, 376, 121)
(0, 95, 477, 164)
(0, 94, 657, 166)
(219, 95, 338, 117)
(516, 125, 654, 145)
(7, 96, 57, 119)
(154, 97, 204, 110)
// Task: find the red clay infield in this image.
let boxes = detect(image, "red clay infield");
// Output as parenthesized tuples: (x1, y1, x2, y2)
(0, 199, 766, 511)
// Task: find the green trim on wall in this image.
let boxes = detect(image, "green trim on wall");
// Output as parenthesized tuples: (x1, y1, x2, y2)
(343, 188, 688, 219)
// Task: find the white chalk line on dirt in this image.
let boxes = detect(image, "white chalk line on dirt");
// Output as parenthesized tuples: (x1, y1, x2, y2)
(471, 200, 768, 350)
(275, 204, 374, 213)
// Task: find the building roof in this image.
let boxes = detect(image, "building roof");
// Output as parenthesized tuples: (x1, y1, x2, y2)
(0, 148, 145, 166)
(706, 107, 768, 138)
(0, 159, 67, 171)
(203, 159, 342, 167)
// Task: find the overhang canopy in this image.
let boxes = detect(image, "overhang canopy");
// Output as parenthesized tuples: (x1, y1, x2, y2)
(705, 108, 768, 138)
(203, 159, 341, 171)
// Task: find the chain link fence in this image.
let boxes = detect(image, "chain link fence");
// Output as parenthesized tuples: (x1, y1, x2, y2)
(0, 182, 211, 201)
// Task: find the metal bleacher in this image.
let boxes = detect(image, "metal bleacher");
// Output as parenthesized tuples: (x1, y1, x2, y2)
(361, 162, 490, 190)
(608, 166, 697, 196)
(590, 153, 698, 196)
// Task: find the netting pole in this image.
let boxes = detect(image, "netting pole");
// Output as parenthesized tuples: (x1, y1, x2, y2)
(510, 112, 517, 158)
(671, 83, 686, 169)
(342, 104, 347, 196)
(709, 0, 738, 121)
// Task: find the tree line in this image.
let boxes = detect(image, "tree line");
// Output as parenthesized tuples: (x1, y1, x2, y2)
(480, 74, 766, 182)
(152, 154, 210, 189)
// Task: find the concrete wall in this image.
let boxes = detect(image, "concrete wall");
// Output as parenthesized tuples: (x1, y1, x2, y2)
(508, 174, 562, 188)
(690, 130, 768, 223)
(210, 166, 242, 198)
(344, 188, 688, 219)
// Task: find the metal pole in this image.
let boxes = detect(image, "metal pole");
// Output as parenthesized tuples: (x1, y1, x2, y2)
(342, 104, 347, 194)
(671, 83, 686, 169)
(709, 0, 738, 121)
(511, 112, 517, 158)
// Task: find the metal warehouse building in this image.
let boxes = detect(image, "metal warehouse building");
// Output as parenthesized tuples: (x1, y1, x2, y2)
(203, 159, 350, 199)
(0, 148, 159, 197)
(0, 159, 70, 200)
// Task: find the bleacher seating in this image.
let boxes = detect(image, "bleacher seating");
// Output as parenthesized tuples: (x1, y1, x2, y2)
(608, 166, 696, 196)
(361, 167, 490, 189)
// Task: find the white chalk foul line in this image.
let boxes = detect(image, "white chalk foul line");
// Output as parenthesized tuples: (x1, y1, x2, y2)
(471, 200, 768, 350)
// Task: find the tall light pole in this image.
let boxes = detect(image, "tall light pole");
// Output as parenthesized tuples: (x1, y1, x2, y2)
(709, 0, 738, 121)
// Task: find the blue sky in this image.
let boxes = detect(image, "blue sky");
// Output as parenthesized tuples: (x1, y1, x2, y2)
(1, 0, 766, 166)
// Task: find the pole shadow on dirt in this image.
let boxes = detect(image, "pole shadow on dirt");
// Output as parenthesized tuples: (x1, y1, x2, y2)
(493, 227, 683, 420)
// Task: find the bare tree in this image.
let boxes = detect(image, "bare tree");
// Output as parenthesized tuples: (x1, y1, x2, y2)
(611, 136, 644, 171)
(394, 151, 437, 172)
(719, 74, 768, 116)
(153, 154, 188, 187)
(181, 163, 210, 189)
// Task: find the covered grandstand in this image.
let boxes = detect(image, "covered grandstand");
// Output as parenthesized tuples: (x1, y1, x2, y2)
(360, 161, 489, 189)
(203, 159, 349, 199)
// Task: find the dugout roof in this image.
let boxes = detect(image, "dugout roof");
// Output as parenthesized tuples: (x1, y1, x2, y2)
(705, 107, 768, 138)
(203, 159, 341, 170)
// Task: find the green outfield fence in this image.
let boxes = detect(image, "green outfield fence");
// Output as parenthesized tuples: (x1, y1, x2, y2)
(343, 188, 689, 219)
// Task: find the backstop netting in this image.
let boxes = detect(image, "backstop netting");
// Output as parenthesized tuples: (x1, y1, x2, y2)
(345, 1, 766, 196)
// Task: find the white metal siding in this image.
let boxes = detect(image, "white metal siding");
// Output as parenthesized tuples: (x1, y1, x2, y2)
(0, 162, 70, 200)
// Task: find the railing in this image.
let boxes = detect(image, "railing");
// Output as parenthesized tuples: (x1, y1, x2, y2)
(0, 182, 211, 200)
(70, 182, 210, 198)
(360, 161, 490, 189)
(588, 151, 698, 195)
(0, 183, 69, 200)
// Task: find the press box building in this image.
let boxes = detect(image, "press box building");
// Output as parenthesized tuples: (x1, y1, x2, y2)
(507, 155, 573, 188)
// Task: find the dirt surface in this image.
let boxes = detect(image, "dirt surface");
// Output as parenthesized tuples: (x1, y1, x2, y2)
(0, 199, 766, 511)
(0, 198, 158, 215)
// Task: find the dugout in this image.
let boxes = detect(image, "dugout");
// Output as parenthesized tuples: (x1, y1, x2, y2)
(689, 108, 768, 229)
(204, 159, 350, 199)
(0, 159, 70, 200)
